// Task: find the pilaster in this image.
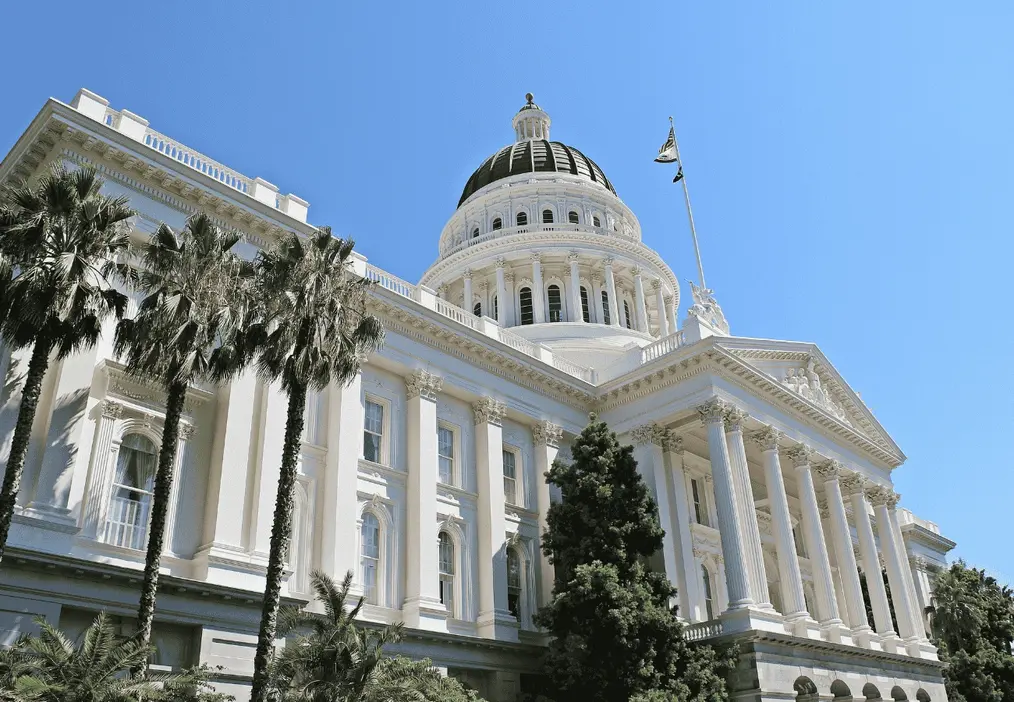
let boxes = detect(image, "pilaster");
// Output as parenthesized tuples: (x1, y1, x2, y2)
(603, 258, 620, 327)
(630, 423, 680, 600)
(530, 253, 546, 324)
(320, 371, 365, 581)
(162, 422, 196, 557)
(533, 420, 563, 606)
(663, 435, 703, 620)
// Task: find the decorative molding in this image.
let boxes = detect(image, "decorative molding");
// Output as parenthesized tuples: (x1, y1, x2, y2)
(405, 369, 443, 401)
(532, 420, 563, 448)
(101, 400, 124, 419)
(472, 397, 507, 427)
(749, 426, 781, 452)
(785, 445, 814, 468)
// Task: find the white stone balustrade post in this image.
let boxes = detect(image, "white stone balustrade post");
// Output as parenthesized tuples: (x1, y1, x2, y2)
(842, 473, 896, 638)
(404, 370, 447, 631)
(531, 253, 546, 324)
(632, 266, 649, 333)
(664, 436, 703, 620)
(495, 258, 508, 326)
(631, 424, 680, 595)
(463, 269, 473, 314)
(868, 486, 919, 642)
(815, 461, 872, 641)
(723, 407, 770, 608)
(568, 253, 583, 322)
(750, 427, 809, 622)
(473, 397, 516, 641)
(697, 399, 752, 609)
(533, 420, 562, 606)
(653, 279, 670, 337)
(603, 258, 620, 327)
(786, 446, 842, 630)
(162, 422, 195, 558)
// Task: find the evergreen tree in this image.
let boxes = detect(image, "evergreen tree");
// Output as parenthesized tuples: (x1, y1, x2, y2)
(931, 561, 1014, 702)
(536, 416, 735, 702)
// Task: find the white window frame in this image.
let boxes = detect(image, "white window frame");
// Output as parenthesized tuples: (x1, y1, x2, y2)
(690, 477, 709, 527)
(437, 422, 458, 487)
(363, 395, 390, 465)
(701, 564, 715, 620)
(104, 431, 160, 551)
(507, 545, 524, 623)
(360, 510, 383, 605)
(502, 446, 522, 507)
(438, 530, 456, 618)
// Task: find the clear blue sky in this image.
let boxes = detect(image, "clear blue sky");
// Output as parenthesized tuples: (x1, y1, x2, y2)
(2, 2, 1011, 581)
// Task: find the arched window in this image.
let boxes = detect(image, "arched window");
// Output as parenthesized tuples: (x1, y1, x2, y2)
(623, 300, 633, 329)
(702, 565, 714, 620)
(361, 513, 381, 605)
(579, 286, 590, 323)
(507, 548, 522, 621)
(492, 294, 498, 322)
(492, 217, 502, 230)
(518, 287, 534, 325)
(600, 291, 611, 325)
(568, 210, 579, 224)
(438, 532, 455, 616)
(472, 227, 480, 239)
(547, 284, 563, 322)
(106, 433, 157, 550)
(542, 209, 554, 224)
(473, 301, 482, 317)
(593, 215, 601, 227)
(516, 212, 528, 227)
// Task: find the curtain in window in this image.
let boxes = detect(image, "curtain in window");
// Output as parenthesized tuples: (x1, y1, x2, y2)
(107, 434, 157, 550)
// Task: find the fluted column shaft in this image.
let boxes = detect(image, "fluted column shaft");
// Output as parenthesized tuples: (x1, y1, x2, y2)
(698, 400, 752, 609)
(846, 479, 895, 636)
(724, 409, 770, 608)
(665, 439, 703, 620)
(603, 259, 620, 327)
(631, 426, 680, 594)
(890, 507, 928, 640)
(818, 466, 871, 634)
(667, 295, 678, 334)
(568, 254, 583, 322)
(787, 446, 841, 626)
(653, 281, 670, 337)
(752, 428, 808, 619)
(531, 254, 546, 324)
(870, 488, 918, 640)
(533, 421, 562, 607)
(463, 271, 473, 315)
(495, 259, 508, 325)
(632, 267, 648, 332)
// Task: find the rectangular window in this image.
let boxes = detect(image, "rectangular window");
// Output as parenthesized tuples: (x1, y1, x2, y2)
(438, 426, 454, 485)
(503, 449, 519, 506)
(691, 478, 708, 527)
(364, 400, 384, 463)
(601, 291, 611, 325)
(580, 286, 591, 323)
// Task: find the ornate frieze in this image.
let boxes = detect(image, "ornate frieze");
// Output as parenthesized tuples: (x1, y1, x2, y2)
(781, 357, 853, 428)
(785, 444, 814, 468)
(405, 369, 443, 401)
(472, 397, 507, 427)
(749, 426, 781, 452)
(532, 420, 563, 448)
(696, 398, 727, 425)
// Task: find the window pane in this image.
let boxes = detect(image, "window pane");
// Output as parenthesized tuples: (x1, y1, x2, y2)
(361, 513, 380, 604)
(568, 211, 579, 224)
(547, 285, 562, 323)
(542, 209, 553, 224)
(507, 550, 522, 620)
(473, 302, 482, 317)
(516, 212, 527, 226)
(601, 291, 611, 325)
(492, 217, 502, 230)
(503, 450, 518, 505)
(623, 301, 632, 329)
(580, 287, 590, 323)
(364, 401, 383, 463)
(438, 427, 454, 484)
(519, 288, 533, 325)
(365, 401, 383, 434)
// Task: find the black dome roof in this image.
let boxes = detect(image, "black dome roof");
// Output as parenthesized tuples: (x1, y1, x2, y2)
(458, 140, 616, 207)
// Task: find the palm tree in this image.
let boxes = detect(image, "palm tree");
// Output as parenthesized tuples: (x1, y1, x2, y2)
(113, 213, 256, 658)
(0, 612, 231, 701)
(269, 570, 401, 702)
(247, 228, 383, 702)
(0, 165, 133, 564)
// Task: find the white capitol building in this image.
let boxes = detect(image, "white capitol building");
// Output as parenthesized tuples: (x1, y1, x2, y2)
(0, 89, 955, 701)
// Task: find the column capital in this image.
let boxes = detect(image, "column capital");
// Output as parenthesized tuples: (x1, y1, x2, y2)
(813, 459, 844, 481)
(504, 271, 515, 284)
(567, 251, 580, 264)
(478, 280, 489, 292)
(631, 423, 665, 446)
(663, 433, 684, 455)
(530, 251, 542, 264)
(723, 405, 748, 432)
(603, 256, 615, 268)
(101, 399, 124, 419)
(179, 422, 196, 440)
(785, 444, 814, 468)
(749, 426, 782, 451)
(473, 397, 507, 427)
(839, 471, 867, 496)
(533, 420, 563, 448)
(697, 398, 728, 425)
(866, 484, 900, 508)
(406, 369, 443, 401)
(630, 265, 643, 277)
(664, 294, 674, 305)
(463, 268, 472, 279)
(495, 257, 506, 269)
(650, 278, 662, 291)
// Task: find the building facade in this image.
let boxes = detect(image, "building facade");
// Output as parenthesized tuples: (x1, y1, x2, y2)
(0, 89, 955, 701)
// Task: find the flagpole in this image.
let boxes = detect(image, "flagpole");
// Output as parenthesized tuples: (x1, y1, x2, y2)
(670, 116, 707, 289)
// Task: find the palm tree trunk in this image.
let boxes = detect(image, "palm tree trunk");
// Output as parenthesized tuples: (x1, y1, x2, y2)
(250, 380, 307, 702)
(134, 380, 188, 661)
(0, 337, 52, 565)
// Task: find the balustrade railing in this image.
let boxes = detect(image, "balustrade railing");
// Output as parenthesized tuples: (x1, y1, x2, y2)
(142, 127, 253, 195)
(684, 619, 724, 642)
(640, 330, 686, 364)
(441, 222, 637, 258)
(434, 298, 481, 331)
(365, 264, 416, 299)
(552, 355, 595, 383)
(497, 327, 539, 357)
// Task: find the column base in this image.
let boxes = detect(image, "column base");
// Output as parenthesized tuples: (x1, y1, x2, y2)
(879, 631, 902, 654)
(818, 618, 852, 645)
(850, 624, 876, 649)
(191, 542, 271, 590)
(783, 613, 823, 640)
(477, 609, 520, 642)
(915, 639, 940, 661)
(403, 596, 448, 633)
(720, 606, 787, 635)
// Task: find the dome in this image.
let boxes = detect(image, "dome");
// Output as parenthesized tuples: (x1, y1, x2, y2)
(458, 140, 616, 207)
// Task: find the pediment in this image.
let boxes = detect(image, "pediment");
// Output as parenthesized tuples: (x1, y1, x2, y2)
(715, 339, 903, 461)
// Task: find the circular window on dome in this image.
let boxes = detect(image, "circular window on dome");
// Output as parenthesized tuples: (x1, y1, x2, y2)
(568, 211, 579, 224)
(492, 217, 502, 231)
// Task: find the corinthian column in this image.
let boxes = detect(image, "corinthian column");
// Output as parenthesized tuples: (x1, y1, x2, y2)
(868, 486, 918, 643)
(631, 424, 679, 593)
(750, 427, 808, 623)
(697, 399, 752, 609)
(842, 473, 896, 639)
(495, 258, 508, 325)
(463, 269, 474, 315)
(531, 253, 546, 324)
(815, 461, 872, 643)
(663, 435, 702, 620)
(533, 420, 562, 606)
(568, 253, 583, 322)
(723, 407, 770, 608)
(786, 446, 842, 631)
(603, 258, 620, 327)
(652, 279, 670, 337)
(404, 370, 446, 631)
(632, 266, 648, 332)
